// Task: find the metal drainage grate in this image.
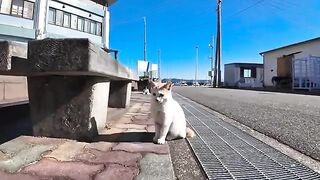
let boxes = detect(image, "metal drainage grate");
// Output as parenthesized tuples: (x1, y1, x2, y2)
(174, 93, 320, 180)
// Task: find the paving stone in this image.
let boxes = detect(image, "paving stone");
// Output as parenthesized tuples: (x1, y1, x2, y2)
(44, 141, 86, 161)
(128, 108, 140, 113)
(99, 127, 126, 135)
(75, 149, 142, 167)
(0, 151, 8, 161)
(130, 103, 143, 110)
(0, 145, 54, 173)
(146, 125, 155, 132)
(114, 124, 146, 130)
(132, 115, 154, 125)
(95, 164, 139, 180)
(84, 142, 115, 152)
(117, 116, 133, 124)
(0, 170, 39, 180)
(135, 153, 175, 180)
(18, 136, 67, 146)
(125, 129, 147, 133)
(113, 143, 169, 154)
(141, 104, 150, 111)
(22, 158, 104, 180)
(0, 138, 31, 157)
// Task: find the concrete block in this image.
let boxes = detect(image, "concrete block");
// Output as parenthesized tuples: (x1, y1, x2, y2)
(27, 76, 110, 141)
(0, 41, 27, 71)
(27, 38, 138, 81)
(108, 81, 132, 108)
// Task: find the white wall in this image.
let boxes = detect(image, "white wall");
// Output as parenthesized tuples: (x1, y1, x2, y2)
(0, 14, 34, 29)
(47, 0, 104, 46)
(263, 40, 320, 86)
(257, 67, 264, 82)
(224, 64, 236, 87)
(46, 25, 103, 46)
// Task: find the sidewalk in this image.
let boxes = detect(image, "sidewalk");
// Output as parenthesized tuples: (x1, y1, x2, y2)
(0, 92, 176, 180)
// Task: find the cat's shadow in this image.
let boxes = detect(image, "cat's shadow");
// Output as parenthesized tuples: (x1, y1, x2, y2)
(94, 132, 155, 143)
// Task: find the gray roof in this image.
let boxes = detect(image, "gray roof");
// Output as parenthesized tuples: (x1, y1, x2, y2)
(91, 0, 117, 6)
(260, 37, 320, 55)
(225, 63, 263, 68)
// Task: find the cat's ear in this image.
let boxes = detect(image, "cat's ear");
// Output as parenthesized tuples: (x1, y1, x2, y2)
(164, 81, 173, 90)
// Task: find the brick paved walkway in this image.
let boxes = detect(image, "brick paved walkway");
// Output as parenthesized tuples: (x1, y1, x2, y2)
(0, 92, 175, 180)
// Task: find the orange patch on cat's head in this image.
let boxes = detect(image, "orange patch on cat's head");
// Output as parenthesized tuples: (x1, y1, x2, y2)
(160, 81, 173, 91)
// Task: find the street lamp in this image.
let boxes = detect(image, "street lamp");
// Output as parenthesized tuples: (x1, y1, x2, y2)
(195, 46, 199, 87)
(208, 35, 214, 87)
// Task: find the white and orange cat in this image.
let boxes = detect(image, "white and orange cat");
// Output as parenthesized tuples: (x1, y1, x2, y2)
(150, 80, 195, 144)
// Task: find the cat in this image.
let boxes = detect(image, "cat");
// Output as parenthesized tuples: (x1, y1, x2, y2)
(150, 80, 195, 144)
(142, 86, 150, 95)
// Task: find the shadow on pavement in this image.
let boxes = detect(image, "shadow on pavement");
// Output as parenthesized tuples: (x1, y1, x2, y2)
(95, 132, 155, 143)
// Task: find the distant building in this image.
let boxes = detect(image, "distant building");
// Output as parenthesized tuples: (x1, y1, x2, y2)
(224, 63, 263, 88)
(0, 0, 117, 102)
(260, 37, 320, 87)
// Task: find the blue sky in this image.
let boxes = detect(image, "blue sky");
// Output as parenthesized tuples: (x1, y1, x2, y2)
(109, 0, 320, 80)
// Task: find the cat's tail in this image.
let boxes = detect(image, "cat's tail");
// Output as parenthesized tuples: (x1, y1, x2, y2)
(186, 127, 196, 138)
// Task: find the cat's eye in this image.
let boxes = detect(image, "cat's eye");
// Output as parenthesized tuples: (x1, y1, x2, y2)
(159, 94, 164, 97)
(153, 93, 156, 96)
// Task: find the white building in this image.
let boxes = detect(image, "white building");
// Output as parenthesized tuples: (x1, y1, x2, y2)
(0, 0, 117, 102)
(260, 37, 320, 87)
(224, 63, 263, 88)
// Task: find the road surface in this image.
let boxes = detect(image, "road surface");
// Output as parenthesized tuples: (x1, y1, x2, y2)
(174, 87, 320, 162)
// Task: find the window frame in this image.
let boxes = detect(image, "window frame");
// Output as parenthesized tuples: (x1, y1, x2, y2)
(22, 0, 34, 19)
(63, 12, 71, 28)
(96, 22, 102, 36)
(77, 16, 85, 32)
(0, 0, 34, 20)
(48, 7, 56, 25)
(55, 9, 64, 26)
(47, 6, 103, 37)
(243, 69, 252, 78)
(11, 0, 24, 18)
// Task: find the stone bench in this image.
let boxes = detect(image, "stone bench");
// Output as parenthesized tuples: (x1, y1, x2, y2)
(0, 39, 138, 141)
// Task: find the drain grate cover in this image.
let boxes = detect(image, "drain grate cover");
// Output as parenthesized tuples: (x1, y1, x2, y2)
(174, 93, 320, 180)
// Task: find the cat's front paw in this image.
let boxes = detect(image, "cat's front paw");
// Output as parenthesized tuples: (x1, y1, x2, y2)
(153, 136, 158, 143)
(156, 138, 166, 144)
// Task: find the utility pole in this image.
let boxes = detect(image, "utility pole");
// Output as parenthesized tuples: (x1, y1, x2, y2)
(158, 49, 161, 80)
(143, 17, 147, 77)
(214, 0, 222, 87)
(195, 46, 199, 86)
(209, 35, 214, 87)
(143, 16, 147, 62)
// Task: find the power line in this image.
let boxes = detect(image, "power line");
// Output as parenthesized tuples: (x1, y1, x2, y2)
(225, 0, 265, 20)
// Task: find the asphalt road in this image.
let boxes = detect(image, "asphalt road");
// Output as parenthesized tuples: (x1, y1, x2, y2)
(174, 87, 320, 161)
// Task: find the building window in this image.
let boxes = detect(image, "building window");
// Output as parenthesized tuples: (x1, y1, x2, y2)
(84, 19, 90, 33)
(240, 67, 257, 78)
(48, 8, 55, 24)
(48, 7, 103, 37)
(55, 9, 63, 26)
(1, 0, 34, 19)
(96, 22, 102, 36)
(0, 0, 11, 14)
(11, 0, 23, 17)
(244, 69, 252, 78)
(63, 12, 71, 28)
(77, 17, 84, 31)
(22, 1, 33, 19)
(90, 21, 96, 34)
(71, 14, 77, 29)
